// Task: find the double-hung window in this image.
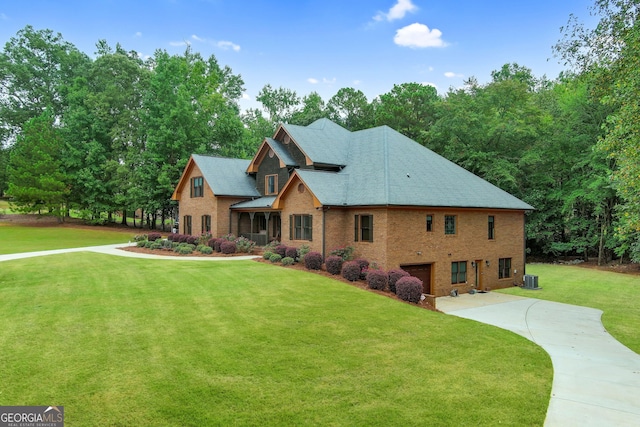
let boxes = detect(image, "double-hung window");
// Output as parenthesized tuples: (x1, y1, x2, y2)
(354, 214, 373, 242)
(488, 215, 495, 240)
(426, 214, 433, 232)
(202, 215, 211, 233)
(184, 215, 192, 235)
(265, 174, 278, 195)
(445, 215, 456, 235)
(191, 176, 204, 198)
(290, 215, 312, 241)
(499, 258, 512, 279)
(451, 261, 467, 284)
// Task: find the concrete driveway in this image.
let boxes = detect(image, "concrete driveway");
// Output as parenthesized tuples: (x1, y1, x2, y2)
(438, 292, 640, 426)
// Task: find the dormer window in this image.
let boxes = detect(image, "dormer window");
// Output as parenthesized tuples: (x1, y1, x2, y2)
(190, 176, 204, 198)
(266, 174, 278, 195)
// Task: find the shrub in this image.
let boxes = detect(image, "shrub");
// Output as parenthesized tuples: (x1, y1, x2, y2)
(222, 233, 237, 241)
(166, 233, 176, 242)
(196, 244, 208, 252)
(235, 236, 256, 253)
(207, 238, 218, 249)
(213, 239, 223, 252)
(174, 244, 194, 255)
(285, 246, 298, 260)
(367, 269, 388, 291)
(199, 245, 213, 254)
(263, 251, 274, 260)
(342, 261, 361, 281)
(162, 239, 174, 249)
(325, 255, 343, 275)
(197, 232, 212, 246)
(388, 269, 410, 294)
(355, 258, 370, 280)
(186, 235, 198, 245)
(265, 240, 280, 252)
(304, 251, 323, 270)
(150, 241, 163, 250)
(220, 240, 237, 254)
(147, 232, 162, 242)
(396, 277, 423, 303)
(329, 246, 355, 261)
(136, 240, 147, 247)
(298, 244, 311, 260)
(144, 240, 154, 248)
(269, 254, 282, 263)
(274, 244, 288, 257)
(133, 234, 148, 242)
(281, 257, 295, 266)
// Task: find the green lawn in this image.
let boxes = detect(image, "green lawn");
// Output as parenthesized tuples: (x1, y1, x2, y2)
(0, 254, 551, 426)
(499, 263, 640, 353)
(0, 224, 134, 254)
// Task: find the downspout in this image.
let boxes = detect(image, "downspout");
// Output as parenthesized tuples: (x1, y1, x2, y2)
(523, 211, 528, 277)
(322, 207, 326, 259)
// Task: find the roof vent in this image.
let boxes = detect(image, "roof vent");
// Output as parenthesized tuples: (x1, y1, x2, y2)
(284, 134, 290, 144)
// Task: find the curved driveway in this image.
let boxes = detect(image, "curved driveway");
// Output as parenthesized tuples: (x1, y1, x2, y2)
(438, 293, 640, 426)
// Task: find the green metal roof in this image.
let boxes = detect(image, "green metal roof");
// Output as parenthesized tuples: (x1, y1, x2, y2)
(231, 196, 276, 209)
(191, 154, 259, 197)
(282, 119, 350, 166)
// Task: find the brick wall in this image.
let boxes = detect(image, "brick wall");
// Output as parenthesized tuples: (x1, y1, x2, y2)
(279, 177, 323, 253)
(177, 163, 249, 237)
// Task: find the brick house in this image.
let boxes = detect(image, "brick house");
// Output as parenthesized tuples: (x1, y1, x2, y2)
(171, 119, 533, 297)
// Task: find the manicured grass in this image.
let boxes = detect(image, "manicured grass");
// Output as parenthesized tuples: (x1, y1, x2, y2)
(0, 224, 133, 254)
(499, 264, 640, 353)
(0, 199, 16, 213)
(0, 254, 551, 426)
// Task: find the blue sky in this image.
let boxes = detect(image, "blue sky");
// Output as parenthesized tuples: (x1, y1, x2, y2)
(0, 0, 597, 111)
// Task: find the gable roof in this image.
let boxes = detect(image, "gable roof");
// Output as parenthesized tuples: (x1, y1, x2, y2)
(271, 121, 533, 210)
(172, 154, 259, 200)
(280, 118, 351, 167)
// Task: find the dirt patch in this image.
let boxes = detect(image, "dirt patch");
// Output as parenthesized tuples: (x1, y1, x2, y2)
(568, 260, 640, 276)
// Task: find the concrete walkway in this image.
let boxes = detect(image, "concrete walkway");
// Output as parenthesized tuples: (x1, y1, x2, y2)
(438, 292, 640, 426)
(0, 243, 260, 262)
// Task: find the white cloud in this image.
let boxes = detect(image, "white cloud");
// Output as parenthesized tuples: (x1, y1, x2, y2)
(241, 93, 250, 100)
(374, 0, 417, 22)
(1, 13, 8, 21)
(444, 71, 464, 78)
(322, 77, 336, 84)
(422, 81, 438, 89)
(353, 80, 362, 86)
(308, 78, 319, 84)
(134, 31, 142, 37)
(183, 34, 241, 51)
(394, 23, 446, 48)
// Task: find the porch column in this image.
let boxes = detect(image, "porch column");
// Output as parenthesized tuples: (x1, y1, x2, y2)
(249, 212, 255, 242)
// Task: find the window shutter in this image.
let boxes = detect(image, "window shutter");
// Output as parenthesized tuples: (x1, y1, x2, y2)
(354, 215, 359, 242)
(289, 215, 293, 240)
(308, 215, 313, 241)
(369, 216, 373, 242)
(190, 178, 193, 197)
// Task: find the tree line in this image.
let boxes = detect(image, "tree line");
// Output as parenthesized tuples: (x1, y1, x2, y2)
(0, 0, 638, 263)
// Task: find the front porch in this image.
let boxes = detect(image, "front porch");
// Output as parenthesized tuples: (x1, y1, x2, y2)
(236, 211, 281, 246)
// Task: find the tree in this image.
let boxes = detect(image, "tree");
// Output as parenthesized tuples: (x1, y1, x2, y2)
(6, 111, 68, 218)
(290, 92, 328, 126)
(138, 48, 245, 229)
(327, 87, 373, 131)
(256, 84, 300, 124)
(376, 83, 439, 145)
(0, 25, 89, 143)
(555, 0, 640, 261)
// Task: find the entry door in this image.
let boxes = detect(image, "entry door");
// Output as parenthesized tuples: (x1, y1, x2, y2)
(402, 264, 432, 294)
(474, 260, 483, 291)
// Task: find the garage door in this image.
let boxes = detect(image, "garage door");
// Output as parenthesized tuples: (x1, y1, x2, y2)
(401, 264, 432, 294)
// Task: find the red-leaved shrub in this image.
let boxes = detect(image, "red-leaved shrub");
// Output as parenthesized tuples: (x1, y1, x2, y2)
(285, 247, 298, 260)
(325, 255, 343, 275)
(275, 245, 288, 257)
(366, 269, 388, 291)
(304, 252, 323, 270)
(355, 258, 370, 280)
(388, 269, 410, 294)
(341, 261, 361, 281)
(147, 232, 162, 242)
(220, 240, 237, 254)
(396, 277, 423, 303)
(186, 235, 198, 245)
